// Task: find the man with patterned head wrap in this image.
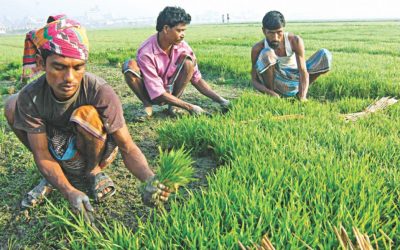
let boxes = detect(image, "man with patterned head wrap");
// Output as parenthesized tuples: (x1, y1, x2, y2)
(4, 15, 170, 217)
(21, 14, 89, 82)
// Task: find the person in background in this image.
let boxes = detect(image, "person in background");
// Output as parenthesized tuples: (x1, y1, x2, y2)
(251, 11, 332, 101)
(122, 6, 230, 119)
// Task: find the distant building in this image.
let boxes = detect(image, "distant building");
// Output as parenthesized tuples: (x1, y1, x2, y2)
(85, 6, 102, 22)
(21, 17, 42, 30)
(0, 24, 5, 34)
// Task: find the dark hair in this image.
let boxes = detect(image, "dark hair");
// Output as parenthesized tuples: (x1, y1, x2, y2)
(39, 48, 54, 64)
(156, 6, 191, 32)
(262, 11, 285, 30)
(47, 16, 56, 23)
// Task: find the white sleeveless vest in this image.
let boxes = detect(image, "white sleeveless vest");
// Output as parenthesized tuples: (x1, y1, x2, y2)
(264, 32, 297, 69)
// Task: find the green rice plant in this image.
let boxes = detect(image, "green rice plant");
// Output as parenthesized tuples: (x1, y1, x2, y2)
(6, 235, 17, 250)
(151, 94, 399, 248)
(101, 220, 138, 249)
(105, 49, 136, 66)
(156, 146, 195, 192)
(46, 199, 109, 249)
(47, 199, 140, 249)
(2, 22, 400, 248)
(0, 62, 21, 81)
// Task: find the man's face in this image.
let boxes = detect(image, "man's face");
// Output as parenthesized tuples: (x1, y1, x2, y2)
(263, 27, 284, 49)
(166, 23, 187, 45)
(39, 54, 86, 101)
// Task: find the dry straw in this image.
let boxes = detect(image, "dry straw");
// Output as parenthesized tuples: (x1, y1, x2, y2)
(238, 234, 275, 250)
(238, 226, 393, 250)
(344, 97, 398, 122)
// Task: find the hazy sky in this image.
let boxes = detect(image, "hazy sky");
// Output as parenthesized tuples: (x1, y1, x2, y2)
(1, 0, 399, 24)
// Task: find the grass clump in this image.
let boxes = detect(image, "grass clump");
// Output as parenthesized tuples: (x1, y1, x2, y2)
(0, 62, 20, 80)
(47, 199, 138, 249)
(156, 146, 195, 192)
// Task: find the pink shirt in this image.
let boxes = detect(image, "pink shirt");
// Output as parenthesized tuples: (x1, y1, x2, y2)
(137, 34, 202, 100)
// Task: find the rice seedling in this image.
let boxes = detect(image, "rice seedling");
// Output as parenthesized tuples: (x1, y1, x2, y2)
(155, 146, 195, 192)
(46, 199, 138, 249)
(1, 22, 400, 248)
(152, 93, 400, 248)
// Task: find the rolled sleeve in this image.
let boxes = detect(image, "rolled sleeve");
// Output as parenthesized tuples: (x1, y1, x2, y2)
(13, 92, 46, 133)
(92, 84, 126, 134)
(138, 55, 166, 100)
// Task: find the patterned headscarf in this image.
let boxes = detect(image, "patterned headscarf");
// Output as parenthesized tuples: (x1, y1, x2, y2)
(22, 15, 89, 80)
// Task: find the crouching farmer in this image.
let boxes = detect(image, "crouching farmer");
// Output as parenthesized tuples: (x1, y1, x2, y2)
(251, 11, 332, 101)
(4, 15, 170, 216)
(122, 6, 230, 119)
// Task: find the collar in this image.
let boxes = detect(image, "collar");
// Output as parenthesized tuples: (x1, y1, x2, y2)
(153, 33, 178, 55)
(153, 33, 163, 55)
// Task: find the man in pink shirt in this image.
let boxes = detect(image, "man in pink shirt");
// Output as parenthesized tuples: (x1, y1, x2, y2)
(122, 6, 230, 118)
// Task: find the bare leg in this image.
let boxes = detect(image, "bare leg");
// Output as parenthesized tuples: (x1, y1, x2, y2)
(75, 125, 116, 200)
(172, 59, 194, 98)
(123, 60, 153, 115)
(309, 71, 327, 84)
(124, 72, 152, 107)
(260, 65, 275, 90)
(75, 125, 106, 178)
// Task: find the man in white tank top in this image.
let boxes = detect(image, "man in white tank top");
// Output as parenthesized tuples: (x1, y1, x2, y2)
(251, 11, 332, 100)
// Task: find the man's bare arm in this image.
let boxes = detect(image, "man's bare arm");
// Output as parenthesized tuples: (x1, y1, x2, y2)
(112, 125, 171, 205)
(251, 68, 280, 97)
(191, 78, 227, 104)
(153, 92, 196, 112)
(27, 133, 92, 213)
(251, 43, 280, 97)
(28, 133, 77, 197)
(292, 35, 309, 100)
(112, 125, 154, 182)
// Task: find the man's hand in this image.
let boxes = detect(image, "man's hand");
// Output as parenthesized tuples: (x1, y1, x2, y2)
(67, 189, 95, 224)
(190, 105, 206, 115)
(142, 176, 171, 207)
(219, 98, 230, 108)
(219, 99, 231, 113)
(190, 105, 212, 117)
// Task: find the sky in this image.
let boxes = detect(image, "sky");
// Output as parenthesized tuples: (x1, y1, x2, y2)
(1, 0, 399, 26)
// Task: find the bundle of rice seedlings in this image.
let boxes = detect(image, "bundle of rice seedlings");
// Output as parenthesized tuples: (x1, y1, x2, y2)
(156, 146, 195, 192)
(344, 97, 398, 122)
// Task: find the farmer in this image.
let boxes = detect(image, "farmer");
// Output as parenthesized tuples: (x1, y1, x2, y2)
(122, 6, 230, 118)
(251, 11, 332, 101)
(4, 15, 170, 216)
